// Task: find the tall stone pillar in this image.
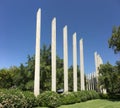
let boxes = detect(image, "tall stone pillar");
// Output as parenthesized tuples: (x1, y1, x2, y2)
(73, 33, 77, 92)
(94, 52, 98, 78)
(86, 74, 89, 90)
(88, 74, 90, 90)
(63, 25, 68, 92)
(91, 72, 94, 90)
(51, 18, 56, 92)
(97, 54, 100, 68)
(80, 39, 85, 90)
(34, 8, 41, 97)
(92, 72, 95, 90)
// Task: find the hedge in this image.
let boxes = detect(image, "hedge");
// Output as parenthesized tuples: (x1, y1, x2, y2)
(0, 89, 37, 108)
(0, 89, 100, 108)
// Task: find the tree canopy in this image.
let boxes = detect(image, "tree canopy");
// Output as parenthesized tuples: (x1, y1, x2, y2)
(98, 62, 120, 93)
(108, 26, 120, 54)
(0, 45, 81, 92)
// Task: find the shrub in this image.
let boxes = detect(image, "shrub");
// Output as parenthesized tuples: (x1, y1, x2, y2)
(37, 91, 61, 108)
(89, 90, 100, 99)
(22, 91, 38, 108)
(78, 91, 88, 102)
(108, 93, 120, 99)
(82, 91, 99, 100)
(60, 91, 99, 105)
(0, 89, 27, 108)
(60, 92, 77, 105)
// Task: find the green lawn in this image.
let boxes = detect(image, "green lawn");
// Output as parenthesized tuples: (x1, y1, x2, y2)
(58, 99, 120, 108)
(36, 99, 120, 108)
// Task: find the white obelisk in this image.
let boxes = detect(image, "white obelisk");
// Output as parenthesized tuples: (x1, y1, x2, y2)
(63, 25, 68, 92)
(73, 33, 77, 92)
(80, 39, 85, 90)
(51, 17, 56, 92)
(34, 8, 41, 97)
(94, 52, 98, 79)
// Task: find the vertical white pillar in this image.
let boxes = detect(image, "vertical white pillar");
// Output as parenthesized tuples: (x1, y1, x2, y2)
(34, 8, 41, 97)
(63, 25, 68, 92)
(90, 73, 92, 90)
(91, 72, 94, 90)
(86, 74, 88, 90)
(51, 17, 56, 92)
(80, 39, 85, 90)
(94, 52, 98, 78)
(92, 72, 95, 90)
(73, 33, 77, 92)
(88, 74, 90, 90)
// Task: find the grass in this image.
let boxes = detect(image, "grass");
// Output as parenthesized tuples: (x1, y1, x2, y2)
(35, 99, 120, 108)
(58, 99, 120, 108)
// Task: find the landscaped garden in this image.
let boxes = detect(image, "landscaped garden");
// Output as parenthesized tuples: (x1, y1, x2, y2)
(36, 99, 120, 108)
(0, 89, 120, 108)
(58, 99, 120, 108)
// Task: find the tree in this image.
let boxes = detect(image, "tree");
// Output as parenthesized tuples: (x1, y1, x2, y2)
(98, 62, 120, 93)
(68, 65, 80, 91)
(40, 45, 51, 91)
(108, 26, 120, 54)
(0, 66, 20, 88)
(0, 68, 13, 88)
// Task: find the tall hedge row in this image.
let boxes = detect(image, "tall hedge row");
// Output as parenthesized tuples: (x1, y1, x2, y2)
(0, 89, 99, 108)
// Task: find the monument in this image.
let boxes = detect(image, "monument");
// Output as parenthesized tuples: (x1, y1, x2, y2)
(34, 8, 41, 96)
(63, 25, 68, 92)
(73, 33, 77, 92)
(80, 39, 85, 90)
(51, 17, 56, 92)
(33, 8, 105, 94)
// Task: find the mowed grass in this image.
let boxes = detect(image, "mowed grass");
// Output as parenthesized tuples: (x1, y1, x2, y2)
(36, 99, 120, 108)
(58, 99, 120, 108)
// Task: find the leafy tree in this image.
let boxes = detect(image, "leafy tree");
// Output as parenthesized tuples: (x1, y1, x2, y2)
(24, 45, 64, 91)
(40, 45, 51, 91)
(68, 65, 80, 91)
(98, 62, 120, 93)
(108, 26, 120, 54)
(0, 68, 13, 88)
(56, 56, 63, 90)
(0, 44, 82, 92)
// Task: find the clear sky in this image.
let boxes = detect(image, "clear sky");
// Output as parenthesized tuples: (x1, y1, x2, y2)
(0, 0, 120, 74)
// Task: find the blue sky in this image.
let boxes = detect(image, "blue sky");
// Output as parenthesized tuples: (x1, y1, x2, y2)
(0, 0, 119, 74)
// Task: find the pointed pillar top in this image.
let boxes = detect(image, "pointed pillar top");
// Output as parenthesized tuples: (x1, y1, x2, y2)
(73, 32, 76, 36)
(37, 8, 41, 13)
(63, 25, 67, 30)
(94, 51, 97, 55)
(52, 17, 56, 23)
(80, 38, 83, 42)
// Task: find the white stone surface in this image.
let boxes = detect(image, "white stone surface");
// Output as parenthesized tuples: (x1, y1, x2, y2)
(91, 72, 94, 90)
(94, 52, 98, 78)
(73, 33, 77, 92)
(51, 17, 56, 92)
(34, 8, 41, 97)
(80, 39, 85, 90)
(86, 74, 89, 90)
(88, 74, 90, 90)
(63, 25, 68, 92)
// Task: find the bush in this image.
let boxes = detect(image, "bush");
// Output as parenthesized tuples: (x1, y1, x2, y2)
(60, 91, 99, 105)
(0, 89, 27, 108)
(37, 91, 61, 108)
(0, 89, 100, 108)
(99, 93, 109, 99)
(60, 92, 77, 105)
(108, 93, 120, 99)
(84, 91, 100, 100)
(100, 93, 120, 100)
(22, 91, 38, 108)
